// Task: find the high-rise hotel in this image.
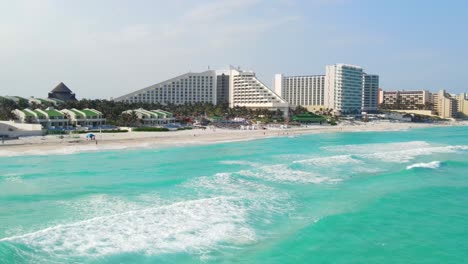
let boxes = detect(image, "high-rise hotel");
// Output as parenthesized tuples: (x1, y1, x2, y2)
(324, 64, 365, 115)
(275, 64, 378, 114)
(273, 74, 325, 111)
(362, 74, 380, 112)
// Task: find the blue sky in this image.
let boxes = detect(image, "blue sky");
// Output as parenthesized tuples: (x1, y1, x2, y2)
(1, 0, 467, 99)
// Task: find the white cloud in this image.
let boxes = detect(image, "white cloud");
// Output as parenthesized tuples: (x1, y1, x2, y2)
(184, 0, 262, 22)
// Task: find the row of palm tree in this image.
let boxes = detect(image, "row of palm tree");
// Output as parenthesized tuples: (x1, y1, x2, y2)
(1, 99, 311, 125)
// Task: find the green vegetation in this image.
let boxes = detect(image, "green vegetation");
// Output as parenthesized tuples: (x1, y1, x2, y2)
(328, 116, 338, 126)
(0, 97, 19, 120)
(72, 130, 128, 134)
(291, 112, 326, 123)
(46, 130, 67, 135)
(1, 98, 335, 126)
(132, 127, 170, 132)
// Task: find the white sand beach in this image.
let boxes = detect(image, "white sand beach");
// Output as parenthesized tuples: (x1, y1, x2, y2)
(1, 121, 467, 157)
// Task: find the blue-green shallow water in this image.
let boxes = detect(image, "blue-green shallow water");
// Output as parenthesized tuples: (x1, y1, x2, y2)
(0, 126, 467, 263)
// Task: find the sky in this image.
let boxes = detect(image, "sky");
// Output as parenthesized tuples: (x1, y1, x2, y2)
(1, 0, 467, 99)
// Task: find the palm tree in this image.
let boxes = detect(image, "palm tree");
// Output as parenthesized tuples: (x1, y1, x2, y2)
(24, 116, 35, 124)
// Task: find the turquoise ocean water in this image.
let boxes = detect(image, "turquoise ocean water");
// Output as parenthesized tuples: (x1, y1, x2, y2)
(0, 126, 467, 263)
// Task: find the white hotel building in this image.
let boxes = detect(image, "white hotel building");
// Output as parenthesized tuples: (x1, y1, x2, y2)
(274, 65, 378, 115)
(114, 70, 218, 105)
(115, 68, 289, 115)
(229, 68, 289, 115)
(325, 64, 365, 115)
(115, 64, 378, 116)
(273, 74, 325, 111)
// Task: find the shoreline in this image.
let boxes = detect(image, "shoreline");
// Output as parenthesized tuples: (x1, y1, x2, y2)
(1, 121, 467, 157)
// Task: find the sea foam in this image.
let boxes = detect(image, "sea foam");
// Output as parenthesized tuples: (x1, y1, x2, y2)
(1, 197, 255, 257)
(324, 141, 468, 163)
(185, 172, 291, 216)
(406, 161, 441, 170)
(238, 164, 338, 184)
(293, 155, 361, 166)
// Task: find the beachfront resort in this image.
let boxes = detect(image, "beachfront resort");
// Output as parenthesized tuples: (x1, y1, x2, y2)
(1, 63, 468, 140)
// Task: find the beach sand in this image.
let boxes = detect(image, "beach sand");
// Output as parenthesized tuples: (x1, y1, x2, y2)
(1, 121, 467, 157)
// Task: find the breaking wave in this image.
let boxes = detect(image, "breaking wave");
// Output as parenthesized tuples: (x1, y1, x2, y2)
(293, 155, 361, 166)
(238, 164, 339, 184)
(406, 161, 441, 170)
(324, 141, 468, 163)
(0, 197, 255, 257)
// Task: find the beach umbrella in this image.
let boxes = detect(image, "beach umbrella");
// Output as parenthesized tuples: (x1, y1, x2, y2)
(86, 133, 95, 138)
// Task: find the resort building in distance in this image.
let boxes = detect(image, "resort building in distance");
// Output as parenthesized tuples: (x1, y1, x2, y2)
(114, 71, 218, 105)
(115, 67, 289, 116)
(324, 64, 364, 115)
(379, 90, 431, 109)
(122, 108, 176, 126)
(229, 68, 289, 115)
(274, 64, 379, 114)
(274, 74, 325, 112)
(60, 109, 106, 127)
(115, 63, 381, 117)
(48, 82, 77, 102)
(12, 107, 105, 129)
(362, 74, 380, 112)
(379, 89, 468, 119)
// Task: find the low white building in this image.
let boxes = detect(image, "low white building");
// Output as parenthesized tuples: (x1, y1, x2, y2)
(12, 107, 68, 129)
(28, 97, 63, 106)
(0, 121, 43, 138)
(121, 108, 175, 126)
(60, 108, 105, 128)
(12, 107, 105, 129)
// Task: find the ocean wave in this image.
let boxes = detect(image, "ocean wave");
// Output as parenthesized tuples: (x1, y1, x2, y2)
(219, 159, 339, 184)
(406, 161, 441, 170)
(322, 141, 431, 154)
(361, 145, 468, 163)
(293, 155, 361, 166)
(185, 173, 291, 215)
(0, 196, 255, 257)
(238, 164, 340, 184)
(0, 173, 24, 182)
(323, 141, 468, 163)
(57, 194, 159, 220)
(219, 160, 260, 167)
